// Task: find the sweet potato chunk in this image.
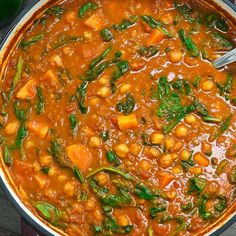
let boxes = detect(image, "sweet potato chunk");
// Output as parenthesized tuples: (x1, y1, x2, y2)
(66, 144, 92, 172)
(193, 152, 210, 167)
(41, 70, 59, 87)
(158, 171, 175, 188)
(118, 114, 138, 130)
(84, 10, 107, 30)
(147, 29, 165, 46)
(16, 79, 37, 100)
(27, 121, 49, 138)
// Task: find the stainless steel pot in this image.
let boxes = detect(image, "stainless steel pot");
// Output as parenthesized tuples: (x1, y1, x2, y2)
(0, 1, 235, 235)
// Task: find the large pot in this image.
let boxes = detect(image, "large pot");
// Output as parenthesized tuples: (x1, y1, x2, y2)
(0, 0, 236, 235)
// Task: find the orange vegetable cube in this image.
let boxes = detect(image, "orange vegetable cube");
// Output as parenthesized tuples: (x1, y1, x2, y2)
(16, 79, 37, 100)
(147, 29, 165, 46)
(193, 152, 210, 167)
(27, 121, 49, 138)
(118, 114, 138, 130)
(66, 144, 92, 172)
(84, 10, 107, 30)
(158, 171, 175, 188)
(41, 70, 59, 87)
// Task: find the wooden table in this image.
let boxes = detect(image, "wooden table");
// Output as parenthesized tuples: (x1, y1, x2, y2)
(0, 0, 236, 235)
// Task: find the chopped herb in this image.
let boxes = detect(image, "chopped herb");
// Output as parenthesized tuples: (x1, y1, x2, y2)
(21, 34, 44, 50)
(188, 177, 207, 194)
(78, 2, 97, 18)
(69, 114, 78, 136)
(198, 195, 212, 220)
(179, 29, 199, 57)
(141, 133, 154, 146)
(106, 151, 121, 166)
(138, 45, 159, 58)
(36, 87, 45, 114)
(172, 79, 192, 95)
(74, 167, 85, 184)
(101, 28, 114, 42)
(211, 32, 233, 50)
(3, 145, 12, 166)
(58, 68, 73, 85)
(216, 73, 233, 100)
(112, 16, 137, 31)
(141, 15, 173, 37)
(99, 130, 109, 141)
(117, 93, 135, 115)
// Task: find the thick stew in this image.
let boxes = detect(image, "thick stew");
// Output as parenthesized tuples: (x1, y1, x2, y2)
(0, 0, 236, 235)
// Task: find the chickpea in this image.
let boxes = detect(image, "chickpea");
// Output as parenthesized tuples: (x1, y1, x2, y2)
(39, 155, 53, 167)
(120, 84, 131, 93)
(96, 172, 109, 186)
(168, 51, 183, 63)
(138, 159, 153, 171)
(180, 149, 191, 160)
(151, 132, 165, 145)
(5, 120, 19, 136)
(144, 147, 160, 158)
(25, 140, 34, 149)
(89, 97, 101, 107)
(164, 137, 175, 150)
(89, 136, 101, 148)
(84, 31, 92, 40)
(129, 143, 142, 156)
(33, 162, 41, 172)
(171, 141, 183, 152)
(63, 182, 75, 197)
(159, 154, 173, 168)
(114, 143, 129, 158)
(175, 125, 188, 138)
(201, 79, 214, 91)
(185, 114, 197, 124)
(201, 141, 212, 156)
(172, 164, 182, 174)
(97, 86, 111, 98)
(165, 189, 177, 200)
(98, 76, 109, 85)
(117, 215, 130, 227)
(48, 167, 57, 176)
(58, 175, 67, 182)
(85, 197, 96, 211)
(190, 166, 202, 175)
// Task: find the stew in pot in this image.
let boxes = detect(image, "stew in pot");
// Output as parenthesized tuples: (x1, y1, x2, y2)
(0, 0, 236, 235)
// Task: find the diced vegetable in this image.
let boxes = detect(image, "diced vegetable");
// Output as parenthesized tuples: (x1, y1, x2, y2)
(27, 121, 48, 138)
(216, 159, 229, 175)
(158, 171, 175, 188)
(84, 10, 107, 30)
(16, 79, 37, 100)
(41, 70, 59, 86)
(78, 2, 97, 18)
(193, 152, 209, 167)
(118, 114, 138, 130)
(147, 29, 165, 46)
(228, 166, 236, 184)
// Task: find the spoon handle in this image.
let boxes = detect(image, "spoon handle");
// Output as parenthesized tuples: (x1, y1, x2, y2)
(213, 48, 236, 68)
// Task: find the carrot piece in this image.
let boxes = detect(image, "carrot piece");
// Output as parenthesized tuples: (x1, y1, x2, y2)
(193, 152, 210, 167)
(158, 171, 175, 188)
(27, 121, 49, 138)
(147, 29, 165, 46)
(16, 79, 37, 100)
(66, 144, 92, 172)
(118, 114, 138, 130)
(35, 174, 47, 189)
(84, 10, 107, 30)
(41, 70, 59, 87)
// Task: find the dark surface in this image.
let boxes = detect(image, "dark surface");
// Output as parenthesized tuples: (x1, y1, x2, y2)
(0, 0, 236, 236)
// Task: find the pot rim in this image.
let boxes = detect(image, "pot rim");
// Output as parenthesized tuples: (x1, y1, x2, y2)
(0, 1, 235, 236)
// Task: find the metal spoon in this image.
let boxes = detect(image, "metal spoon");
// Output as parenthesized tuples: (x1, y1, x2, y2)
(213, 48, 236, 68)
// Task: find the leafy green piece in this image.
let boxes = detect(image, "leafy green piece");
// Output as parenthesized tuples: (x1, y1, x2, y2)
(45, 6, 64, 18)
(99, 130, 109, 141)
(106, 151, 121, 166)
(21, 34, 44, 50)
(138, 45, 159, 58)
(179, 29, 199, 57)
(174, 2, 195, 23)
(36, 87, 45, 114)
(35, 201, 62, 225)
(172, 217, 185, 235)
(3, 145, 12, 166)
(74, 167, 85, 184)
(15, 123, 27, 149)
(87, 166, 133, 180)
(188, 177, 207, 194)
(181, 202, 194, 212)
(214, 195, 227, 213)
(205, 14, 229, 32)
(213, 115, 232, 140)
(141, 15, 173, 37)
(112, 16, 137, 31)
(14, 100, 29, 121)
(101, 28, 114, 42)
(141, 133, 155, 146)
(150, 204, 167, 218)
(90, 47, 112, 70)
(198, 195, 212, 220)
(77, 81, 88, 114)
(211, 32, 233, 50)
(53, 35, 80, 49)
(69, 114, 78, 136)
(181, 151, 195, 171)
(193, 76, 201, 88)
(172, 79, 192, 95)
(216, 159, 229, 176)
(78, 2, 97, 18)
(228, 166, 236, 184)
(135, 183, 159, 200)
(216, 73, 233, 100)
(41, 167, 50, 174)
(117, 93, 135, 115)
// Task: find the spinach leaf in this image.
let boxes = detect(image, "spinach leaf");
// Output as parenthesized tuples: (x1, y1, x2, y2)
(53, 35, 80, 49)
(112, 16, 137, 31)
(41, 167, 50, 174)
(99, 130, 109, 141)
(90, 47, 112, 69)
(213, 115, 231, 140)
(36, 87, 45, 114)
(205, 14, 229, 32)
(179, 29, 199, 57)
(106, 150, 121, 166)
(214, 195, 227, 213)
(21, 34, 44, 50)
(14, 100, 29, 121)
(211, 32, 233, 50)
(188, 177, 207, 194)
(77, 81, 88, 114)
(101, 28, 114, 42)
(3, 145, 12, 166)
(181, 202, 194, 212)
(117, 93, 135, 115)
(78, 2, 97, 18)
(174, 2, 195, 23)
(198, 195, 212, 220)
(141, 15, 173, 37)
(216, 73, 233, 100)
(73, 167, 85, 184)
(45, 6, 64, 18)
(150, 204, 167, 218)
(35, 201, 62, 225)
(134, 183, 159, 200)
(15, 123, 27, 149)
(172, 79, 192, 95)
(138, 45, 159, 58)
(192, 76, 201, 88)
(69, 114, 78, 136)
